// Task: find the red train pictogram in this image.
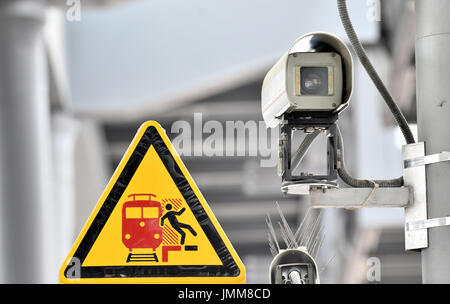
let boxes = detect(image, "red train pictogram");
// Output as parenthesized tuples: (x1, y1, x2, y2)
(122, 194, 163, 252)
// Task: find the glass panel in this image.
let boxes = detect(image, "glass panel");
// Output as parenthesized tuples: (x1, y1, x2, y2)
(290, 129, 329, 176)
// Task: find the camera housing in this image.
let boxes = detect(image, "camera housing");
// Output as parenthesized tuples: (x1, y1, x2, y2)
(261, 32, 354, 194)
(261, 32, 353, 128)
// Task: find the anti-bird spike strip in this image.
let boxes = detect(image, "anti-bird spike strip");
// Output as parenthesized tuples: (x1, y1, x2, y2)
(296, 209, 314, 247)
(278, 221, 291, 248)
(267, 203, 335, 284)
(314, 229, 326, 259)
(275, 202, 298, 248)
(266, 213, 280, 253)
(267, 204, 325, 254)
(299, 211, 317, 247)
(293, 208, 312, 242)
(306, 211, 323, 250)
(311, 225, 325, 258)
(268, 233, 279, 257)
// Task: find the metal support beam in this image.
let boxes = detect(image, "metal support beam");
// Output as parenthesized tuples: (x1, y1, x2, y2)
(415, 0, 450, 283)
(309, 187, 411, 209)
(0, 0, 52, 283)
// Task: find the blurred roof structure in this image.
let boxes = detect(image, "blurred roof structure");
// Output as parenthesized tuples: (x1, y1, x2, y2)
(64, 0, 379, 121)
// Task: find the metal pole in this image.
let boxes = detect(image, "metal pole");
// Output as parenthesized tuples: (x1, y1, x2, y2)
(415, 0, 450, 283)
(0, 0, 52, 283)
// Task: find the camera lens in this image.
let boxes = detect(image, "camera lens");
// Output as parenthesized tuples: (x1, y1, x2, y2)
(304, 73, 322, 90)
(300, 67, 328, 95)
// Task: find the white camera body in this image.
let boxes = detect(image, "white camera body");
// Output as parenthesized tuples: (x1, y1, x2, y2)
(261, 32, 354, 128)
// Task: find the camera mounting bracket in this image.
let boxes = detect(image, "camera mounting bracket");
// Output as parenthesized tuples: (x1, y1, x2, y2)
(403, 142, 450, 250)
(303, 142, 449, 251)
(279, 112, 339, 195)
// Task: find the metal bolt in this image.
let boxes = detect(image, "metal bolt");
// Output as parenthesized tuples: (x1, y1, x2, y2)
(288, 271, 304, 284)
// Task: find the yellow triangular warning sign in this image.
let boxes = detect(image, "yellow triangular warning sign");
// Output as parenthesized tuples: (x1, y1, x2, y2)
(59, 121, 245, 283)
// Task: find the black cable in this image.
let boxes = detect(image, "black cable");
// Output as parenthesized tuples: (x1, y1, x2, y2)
(336, 125, 403, 188)
(337, 0, 415, 144)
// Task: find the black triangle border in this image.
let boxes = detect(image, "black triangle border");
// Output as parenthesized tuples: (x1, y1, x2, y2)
(64, 125, 241, 279)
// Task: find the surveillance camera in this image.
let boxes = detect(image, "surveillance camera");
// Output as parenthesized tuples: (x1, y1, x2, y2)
(261, 32, 353, 193)
(261, 32, 354, 128)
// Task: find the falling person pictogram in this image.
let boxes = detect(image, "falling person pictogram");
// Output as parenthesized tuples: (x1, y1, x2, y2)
(160, 204, 197, 245)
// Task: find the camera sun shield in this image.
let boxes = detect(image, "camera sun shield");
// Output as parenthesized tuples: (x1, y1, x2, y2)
(261, 32, 353, 128)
